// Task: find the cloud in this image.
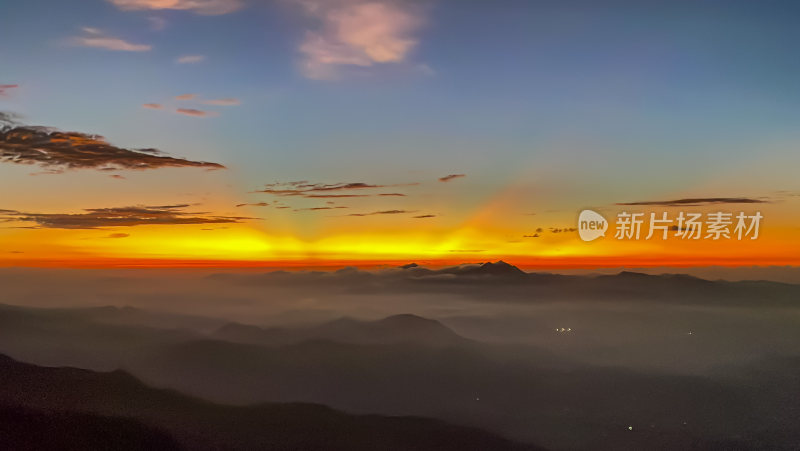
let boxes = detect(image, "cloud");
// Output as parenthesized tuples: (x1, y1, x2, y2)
(294, 0, 427, 79)
(142, 103, 163, 109)
(175, 93, 197, 100)
(175, 108, 218, 117)
(109, 174, 126, 180)
(616, 197, 769, 207)
(107, 0, 244, 15)
(549, 227, 577, 233)
(176, 54, 206, 64)
(106, 233, 130, 238)
(256, 181, 391, 197)
(0, 205, 249, 229)
(295, 206, 348, 211)
(0, 84, 19, 96)
(413, 214, 435, 219)
(439, 174, 465, 183)
(148, 16, 168, 31)
(304, 194, 370, 198)
(201, 98, 241, 106)
(235, 202, 270, 208)
(69, 28, 151, 52)
(348, 209, 412, 217)
(523, 233, 540, 238)
(379, 193, 406, 197)
(0, 113, 224, 171)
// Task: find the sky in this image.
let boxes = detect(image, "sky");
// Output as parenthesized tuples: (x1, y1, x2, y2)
(1, 0, 799, 268)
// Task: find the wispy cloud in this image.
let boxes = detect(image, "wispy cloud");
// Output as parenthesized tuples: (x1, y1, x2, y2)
(235, 202, 270, 208)
(0, 205, 248, 229)
(176, 54, 206, 64)
(148, 16, 167, 31)
(305, 194, 370, 198)
(107, 0, 243, 15)
(295, 206, 349, 211)
(106, 232, 130, 238)
(142, 103, 162, 109)
(175, 108, 217, 117)
(69, 27, 151, 52)
(616, 197, 769, 207)
(413, 214, 435, 219)
(256, 181, 393, 197)
(439, 174, 465, 183)
(175, 93, 197, 100)
(0, 112, 224, 171)
(201, 98, 241, 106)
(348, 209, 412, 217)
(293, 0, 427, 79)
(0, 84, 19, 96)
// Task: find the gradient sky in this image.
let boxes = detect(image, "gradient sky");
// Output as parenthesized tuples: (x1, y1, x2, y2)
(1, 0, 799, 267)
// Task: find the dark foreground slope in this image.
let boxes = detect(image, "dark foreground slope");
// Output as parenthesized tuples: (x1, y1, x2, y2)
(0, 404, 182, 451)
(0, 354, 540, 451)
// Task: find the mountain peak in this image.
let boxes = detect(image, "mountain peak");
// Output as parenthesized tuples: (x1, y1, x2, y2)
(476, 260, 526, 276)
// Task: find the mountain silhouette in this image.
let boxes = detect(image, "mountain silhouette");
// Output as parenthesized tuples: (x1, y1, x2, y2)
(214, 313, 468, 347)
(0, 354, 541, 451)
(0, 403, 182, 451)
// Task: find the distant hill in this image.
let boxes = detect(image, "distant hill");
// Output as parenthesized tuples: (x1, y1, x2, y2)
(208, 263, 800, 307)
(214, 313, 468, 347)
(0, 354, 541, 451)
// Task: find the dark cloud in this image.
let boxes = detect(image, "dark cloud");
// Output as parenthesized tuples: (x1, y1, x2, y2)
(549, 227, 577, 233)
(305, 194, 371, 198)
(0, 205, 249, 229)
(616, 197, 768, 207)
(413, 215, 435, 219)
(254, 181, 415, 199)
(379, 193, 406, 197)
(106, 233, 130, 238)
(236, 202, 270, 208)
(348, 210, 412, 217)
(295, 206, 348, 211)
(439, 174, 465, 182)
(0, 113, 224, 171)
(523, 233, 540, 238)
(257, 181, 384, 196)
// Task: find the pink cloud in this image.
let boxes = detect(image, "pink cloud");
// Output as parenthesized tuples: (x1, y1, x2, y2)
(201, 98, 240, 106)
(176, 54, 206, 64)
(175, 93, 197, 100)
(0, 84, 18, 96)
(294, 0, 426, 79)
(69, 28, 151, 52)
(142, 103, 162, 109)
(175, 108, 218, 117)
(107, 0, 243, 15)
